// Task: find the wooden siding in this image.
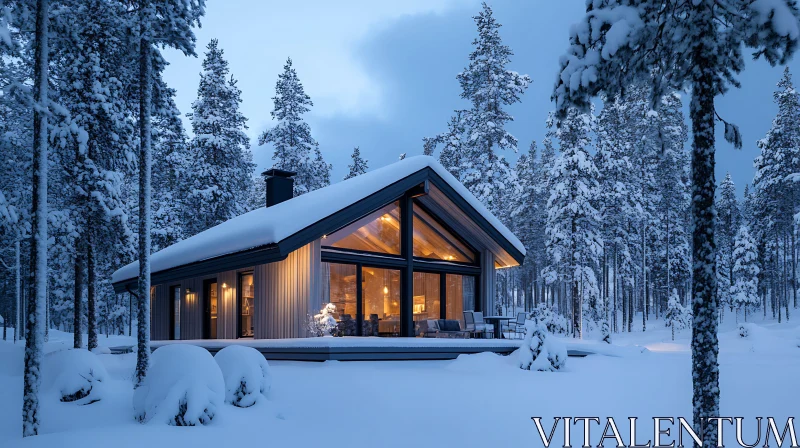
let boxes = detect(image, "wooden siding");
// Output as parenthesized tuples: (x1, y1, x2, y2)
(150, 285, 170, 341)
(254, 241, 319, 339)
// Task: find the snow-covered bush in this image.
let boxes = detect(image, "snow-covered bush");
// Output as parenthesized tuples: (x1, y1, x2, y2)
(43, 349, 108, 405)
(738, 323, 751, 339)
(600, 319, 612, 344)
(664, 289, 692, 340)
(307, 303, 338, 337)
(518, 320, 567, 372)
(214, 346, 271, 408)
(528, 303, 569, 335)
(133, 344, 224, 426)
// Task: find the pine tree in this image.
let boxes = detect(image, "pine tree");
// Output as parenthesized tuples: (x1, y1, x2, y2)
(456, 3, 529, 215)
(430, 111, 467, 179)
(185, 39, 254, 235)
(731, 225, 760, 322)
(22, 0, 49, 436)
(553, 3, 800, 444)
(716, 173, 740, 319)
(259, 57, 329, 196)
(545, 107, 602, 339)
(344, 147, 368, 180)
(134, 0, 205, 389)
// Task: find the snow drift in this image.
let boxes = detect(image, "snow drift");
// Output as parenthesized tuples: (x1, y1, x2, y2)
(43, 348, 108, 404)
(214, 345, 271, 407)
(133, 344, 224, 426)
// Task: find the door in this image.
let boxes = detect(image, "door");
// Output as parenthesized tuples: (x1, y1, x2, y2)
(203, 279, 218, 339)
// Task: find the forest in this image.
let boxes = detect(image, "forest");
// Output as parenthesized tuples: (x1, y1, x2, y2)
(2, 0, 800, 441)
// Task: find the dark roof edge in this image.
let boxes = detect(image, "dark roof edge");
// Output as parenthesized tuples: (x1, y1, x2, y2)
(112, 167, 524, 293)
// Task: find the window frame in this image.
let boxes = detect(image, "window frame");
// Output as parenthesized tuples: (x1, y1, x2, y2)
(237, 270, 255, 339)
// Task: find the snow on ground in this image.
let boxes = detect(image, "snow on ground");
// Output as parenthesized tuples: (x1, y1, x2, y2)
(1, 317, 798, 448)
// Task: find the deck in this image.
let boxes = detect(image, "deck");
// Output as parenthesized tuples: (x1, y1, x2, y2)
(150, 337, 594, 361)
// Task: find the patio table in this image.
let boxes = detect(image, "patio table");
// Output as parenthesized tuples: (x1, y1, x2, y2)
(482, 316, 514, 339)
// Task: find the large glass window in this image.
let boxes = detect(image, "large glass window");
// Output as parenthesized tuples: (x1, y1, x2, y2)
(413, 205, 475, 263)
(325, 202, 401, 255)
(446, 274, 476, 325)
(413, 272, 440, 329)
(325, 263, 358, 335)
(240, 273, 255, 338)
(362, 267, 401, 336)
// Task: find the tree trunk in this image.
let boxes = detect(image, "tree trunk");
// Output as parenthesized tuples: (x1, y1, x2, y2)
(87, 229, 98, 350)
(15, 239, 20, 343)
(792, 226, 797, 309)
(784, 232, 790, 321)
(23, 0, 49, 437)
(73, 240, 84, 349)
(135, 22, 153, 388)
(689, 9, 720, 445)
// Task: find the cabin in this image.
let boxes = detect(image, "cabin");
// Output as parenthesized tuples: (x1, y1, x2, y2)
(111, 156, 525, 341)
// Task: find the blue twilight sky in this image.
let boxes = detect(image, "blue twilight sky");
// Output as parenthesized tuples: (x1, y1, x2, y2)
(162, 0, 800, 198)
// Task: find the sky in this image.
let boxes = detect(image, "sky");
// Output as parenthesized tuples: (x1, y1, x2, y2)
(162, 0, 800, 198)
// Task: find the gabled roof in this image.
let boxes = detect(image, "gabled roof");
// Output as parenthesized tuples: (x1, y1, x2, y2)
(111, 156, 525, 288)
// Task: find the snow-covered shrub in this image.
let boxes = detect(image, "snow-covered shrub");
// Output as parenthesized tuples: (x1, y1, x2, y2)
(43, 349, 108, 405)
(307, 303, 338, 337)
(664, 289, 692, 340)
(528, 303, 569, 335)
(214, 346, 271, 408)
(738, 323, 750, 338)
(600, 319, 612, 344)
(518, 320, 566, 372)
(133, 344, 224, 426)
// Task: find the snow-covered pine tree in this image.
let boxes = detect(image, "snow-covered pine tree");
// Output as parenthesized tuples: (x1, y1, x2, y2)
(665, 288, 690, 341)
(22, 0, 49, 436)
(651, 92, 691, 317)
(0, 54, 32, 345)
(553, 2, 800, 444)
(731, 225, 760, 322)
(596, 93, 640, 333)
(344, 147, 368, 180)
(432, 111, 467, 179)
(134, 0, 205, 388)
(716, 173, 740, 319)
(259, 57, 329, 196)
(306, 144, 332, 192)
(753, 67, 800, 321)
(545, 107, 602, 339)
(456, 3, 529, 216)
(185, 39, 254, 236)
(52, 0, 136, 351)
(151, 81, 192, 251)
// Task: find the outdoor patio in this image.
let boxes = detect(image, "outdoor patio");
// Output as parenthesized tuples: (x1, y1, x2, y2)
(149, 336, 594, 361)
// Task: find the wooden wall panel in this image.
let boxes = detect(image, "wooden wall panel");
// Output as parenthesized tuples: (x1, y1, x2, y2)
(254, 241, 316, 339)
(150, 284, 170, 341)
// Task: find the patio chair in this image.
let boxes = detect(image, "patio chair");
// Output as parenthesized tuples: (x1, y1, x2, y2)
(463, 311, 480, 338)
(507, 312, 527, 339)
(473, 311, 494, 338)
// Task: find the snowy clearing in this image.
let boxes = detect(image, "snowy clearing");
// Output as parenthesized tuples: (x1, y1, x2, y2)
(1, 319, 798, 448)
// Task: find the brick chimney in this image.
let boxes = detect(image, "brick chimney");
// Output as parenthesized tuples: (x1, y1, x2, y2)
(262, 168, 296, 207)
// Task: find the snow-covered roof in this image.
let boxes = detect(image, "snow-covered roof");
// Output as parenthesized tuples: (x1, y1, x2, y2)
(112, 156, 525, 284)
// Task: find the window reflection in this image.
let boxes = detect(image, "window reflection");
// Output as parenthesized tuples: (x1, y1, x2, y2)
(326, 202, 401, 255)
(240, 273, 254, 338)
(413, 205, 475, 263)
(413, 272, 440, 329)
(362, 267, 400, 336)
